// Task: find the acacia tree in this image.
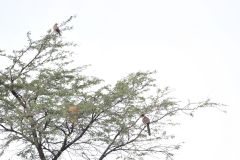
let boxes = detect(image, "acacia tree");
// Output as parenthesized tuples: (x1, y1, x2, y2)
(0, 17, 221, 160)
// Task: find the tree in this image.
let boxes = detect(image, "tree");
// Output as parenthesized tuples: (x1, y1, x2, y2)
(0, 17, 221, 160)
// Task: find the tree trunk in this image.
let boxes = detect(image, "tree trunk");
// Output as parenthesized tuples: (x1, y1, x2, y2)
(36, 144, 47, 160)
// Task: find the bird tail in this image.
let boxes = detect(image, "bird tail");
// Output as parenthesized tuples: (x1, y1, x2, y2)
(147, 123, 151, 136)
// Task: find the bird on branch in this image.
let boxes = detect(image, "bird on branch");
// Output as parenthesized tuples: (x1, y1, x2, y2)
(141, 114, 151, 136)
(53, 23, 61, 36)
(68, 105, 80, 123)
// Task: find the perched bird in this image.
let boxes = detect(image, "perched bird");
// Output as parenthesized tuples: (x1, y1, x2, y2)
(68, 105, 80, 114)
(68, 105, 80, 123)
(141, 114, 151, 136)
(53, 23, 61, 36)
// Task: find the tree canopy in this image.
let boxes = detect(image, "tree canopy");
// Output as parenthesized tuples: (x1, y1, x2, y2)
(0, 17, 221, 160)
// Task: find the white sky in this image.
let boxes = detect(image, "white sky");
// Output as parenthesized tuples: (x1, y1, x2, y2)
(0, 0, 240, 159)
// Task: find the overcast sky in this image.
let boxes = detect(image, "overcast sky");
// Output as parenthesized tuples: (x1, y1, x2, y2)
(0, 0, 239, 160)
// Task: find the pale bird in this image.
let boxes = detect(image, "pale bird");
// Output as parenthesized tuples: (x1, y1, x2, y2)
(68, 105, 80, 123)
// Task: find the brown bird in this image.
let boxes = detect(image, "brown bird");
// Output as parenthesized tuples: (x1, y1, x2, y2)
(53, 23, 61, 35)
(68, 105, 80, 114)
(141, 114, 151, 136)
(68, 105, 80, 123)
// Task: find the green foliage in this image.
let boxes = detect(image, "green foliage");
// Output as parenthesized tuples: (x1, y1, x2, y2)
(0, 16, 222, 160)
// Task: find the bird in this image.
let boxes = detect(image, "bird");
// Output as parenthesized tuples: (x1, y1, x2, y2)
(53, 23, 61, 36)
(68, 105, 80, 114)
(141, 114, 151, 136)
(68, 105, 80, 123)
